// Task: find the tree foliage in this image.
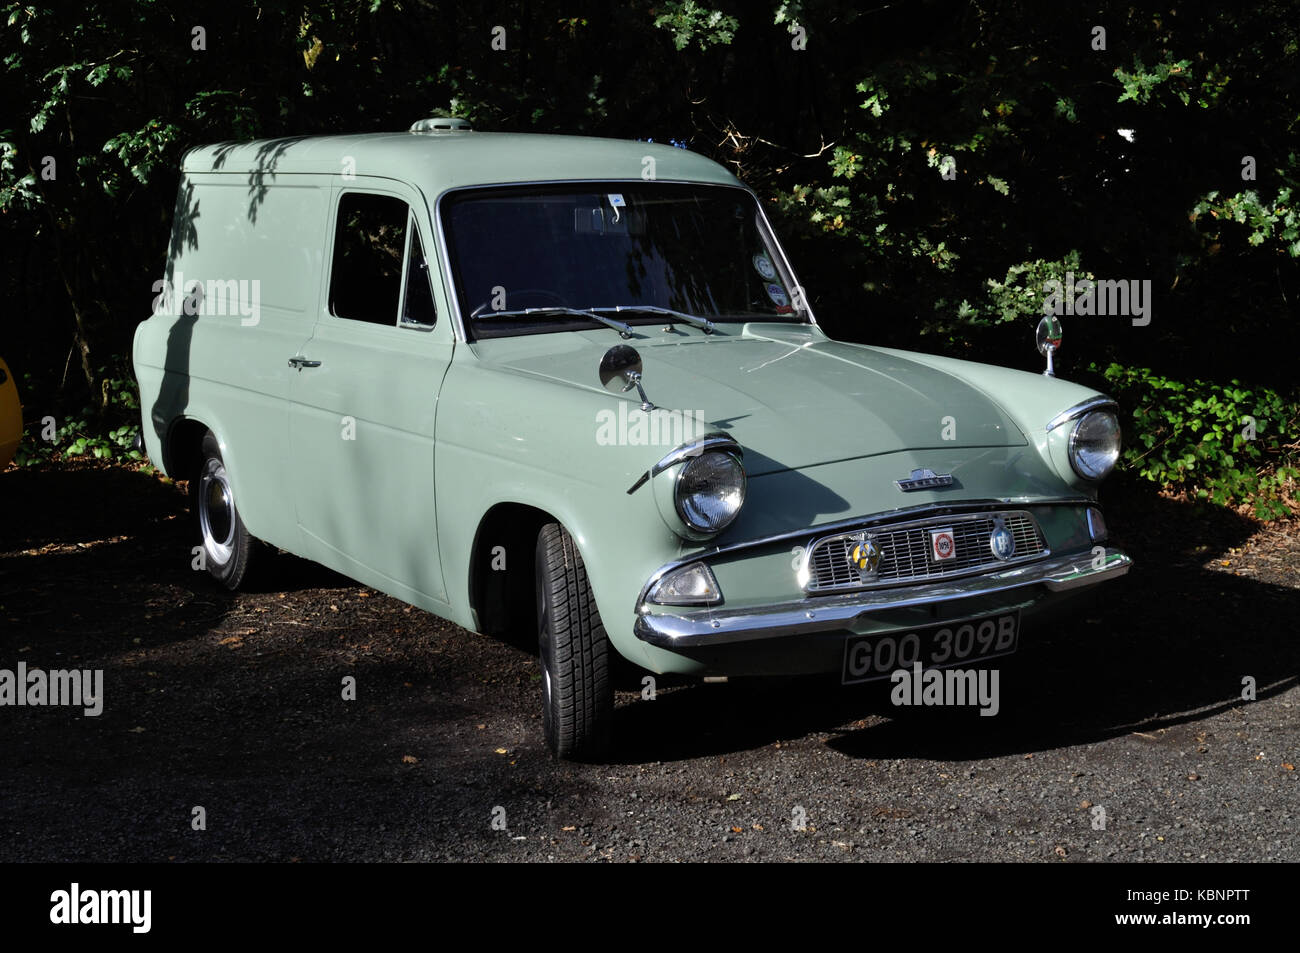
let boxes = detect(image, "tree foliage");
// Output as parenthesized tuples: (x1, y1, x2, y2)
(2, 0, 1296, 512)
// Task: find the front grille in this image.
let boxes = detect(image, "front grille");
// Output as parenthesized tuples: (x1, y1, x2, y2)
(804, 510, 1047, 593)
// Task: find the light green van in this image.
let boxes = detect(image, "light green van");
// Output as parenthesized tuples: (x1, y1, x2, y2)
(134, 120, 1130, 759)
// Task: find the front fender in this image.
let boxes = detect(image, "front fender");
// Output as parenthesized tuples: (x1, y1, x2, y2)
(434, 349, 711, 672)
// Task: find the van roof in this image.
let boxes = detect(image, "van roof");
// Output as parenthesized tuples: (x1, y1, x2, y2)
(182, 131, 743, 192)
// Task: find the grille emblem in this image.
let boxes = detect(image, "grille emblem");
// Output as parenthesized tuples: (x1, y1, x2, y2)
(847, 533, 883, 579)
(895, 468, 955, 491)
(989, 520, 1016, 561)
(930, 528, 956, 561)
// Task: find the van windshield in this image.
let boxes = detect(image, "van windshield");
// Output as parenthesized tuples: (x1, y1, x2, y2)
(441, 183, 810, 338)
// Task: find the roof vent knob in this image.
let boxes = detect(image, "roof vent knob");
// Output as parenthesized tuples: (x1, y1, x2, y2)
(409, 117, 473, 134)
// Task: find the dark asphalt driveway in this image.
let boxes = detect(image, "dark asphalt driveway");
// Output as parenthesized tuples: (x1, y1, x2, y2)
(0, 464, 1295, 861)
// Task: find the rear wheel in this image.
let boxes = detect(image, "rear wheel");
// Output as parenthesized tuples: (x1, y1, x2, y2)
(192, 430, 259, 590)
(535, 523, 613, 759)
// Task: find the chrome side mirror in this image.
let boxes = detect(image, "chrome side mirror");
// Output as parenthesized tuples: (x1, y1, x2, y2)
(1036, 314, 1063, 378)
(599, 345, 654, 411)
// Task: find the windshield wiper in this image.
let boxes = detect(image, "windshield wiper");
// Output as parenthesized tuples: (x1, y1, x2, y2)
(473, 306, 633, 338)
(589, 305, 717, 335)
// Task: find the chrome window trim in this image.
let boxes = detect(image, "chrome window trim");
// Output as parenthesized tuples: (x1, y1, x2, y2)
(395, 210, 436, 332)
(1046, 396, 1117, 433)
(634, 497, 1092, 607)
(434, 180, 816, 344)
(798, 509, 1049, 594)
(752, 198, 817, 326)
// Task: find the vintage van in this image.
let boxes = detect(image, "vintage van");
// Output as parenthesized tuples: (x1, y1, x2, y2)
(134, 120, 1130, 758)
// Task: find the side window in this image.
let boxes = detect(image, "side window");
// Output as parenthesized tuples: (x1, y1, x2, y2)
(400, 224, 437, 329)
(329, 192, 410, 325)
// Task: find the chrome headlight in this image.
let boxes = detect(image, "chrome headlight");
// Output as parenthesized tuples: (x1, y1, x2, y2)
(1069, 411, 1121, 481)
(675, 451, 746, 534)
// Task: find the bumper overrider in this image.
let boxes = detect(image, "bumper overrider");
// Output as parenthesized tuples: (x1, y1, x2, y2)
(634, 546, 1131, 648)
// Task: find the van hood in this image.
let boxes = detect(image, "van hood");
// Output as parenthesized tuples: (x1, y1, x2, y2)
(470, 324, 1027, 476)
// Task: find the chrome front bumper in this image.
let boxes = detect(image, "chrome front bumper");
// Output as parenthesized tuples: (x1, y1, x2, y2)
(633, 548, 1131, 648)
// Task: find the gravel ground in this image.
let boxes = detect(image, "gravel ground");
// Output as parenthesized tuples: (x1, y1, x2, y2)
(0, 463, 1296, 862)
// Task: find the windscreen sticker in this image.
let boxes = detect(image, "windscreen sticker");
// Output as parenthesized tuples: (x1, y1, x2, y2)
(752, 253, 777, 280)
(765, 283, 790, 308)
(607, 193, 625, 223)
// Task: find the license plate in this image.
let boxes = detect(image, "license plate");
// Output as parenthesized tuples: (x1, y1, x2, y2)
(841, 611, 1020, 685)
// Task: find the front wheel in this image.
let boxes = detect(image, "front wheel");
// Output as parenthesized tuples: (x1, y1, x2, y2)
(535, 523, 613, 760)
(191, 430, 259, 590)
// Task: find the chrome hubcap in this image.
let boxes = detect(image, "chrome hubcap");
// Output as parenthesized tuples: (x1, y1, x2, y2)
(198, 458, 236, 565)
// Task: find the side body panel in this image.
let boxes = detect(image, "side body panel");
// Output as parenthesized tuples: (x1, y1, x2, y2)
(135, 172, 327, 552)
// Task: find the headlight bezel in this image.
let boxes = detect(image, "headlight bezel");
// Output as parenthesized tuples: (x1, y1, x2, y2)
(673, 449, 747, 536)
(636, 432, 747, 541)
(1068, 409, 1122, 481)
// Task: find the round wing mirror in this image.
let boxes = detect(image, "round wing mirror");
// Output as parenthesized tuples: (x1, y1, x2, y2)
(599, 345, 654, 410)
(1036, 315, 1063, 377)
(599, 345, 642, 393)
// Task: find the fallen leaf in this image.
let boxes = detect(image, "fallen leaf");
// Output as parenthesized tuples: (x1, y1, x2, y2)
(751, 823, 764, 831)
(1054, 846, 1067, 858)
(726, 793, 742, 801)
(1187, 773, 1200, 781)
(401, 754, 418, 764)
(1080, 800, 1092, 810)
(1284, 763, 1295, 771)
(873, 807, 913, 819)
(128, 726, 146, 733)
(730, 826, 743, 834)
(495, 747, 508, 755)
(561, 826, 576, 832)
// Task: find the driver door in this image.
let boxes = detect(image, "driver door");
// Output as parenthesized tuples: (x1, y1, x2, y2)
(288, 183, 454, 607)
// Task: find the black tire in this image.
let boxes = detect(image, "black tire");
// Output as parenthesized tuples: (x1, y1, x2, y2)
(191, 430, 259, 590)
(535, 523, 613, 759)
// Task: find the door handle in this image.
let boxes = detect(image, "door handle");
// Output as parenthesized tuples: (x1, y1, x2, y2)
(288, 356, 322, 370)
